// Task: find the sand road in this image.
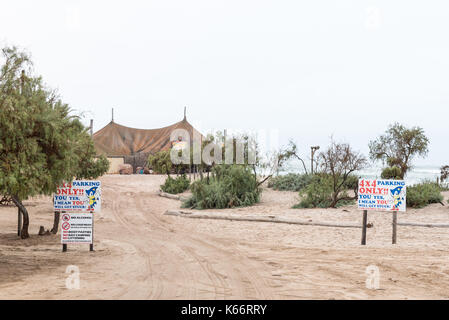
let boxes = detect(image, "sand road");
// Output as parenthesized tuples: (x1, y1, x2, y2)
(1, 175, 449, 299)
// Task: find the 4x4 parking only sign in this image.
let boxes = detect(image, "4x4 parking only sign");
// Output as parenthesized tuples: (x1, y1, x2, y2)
(358, 179, 406, 212)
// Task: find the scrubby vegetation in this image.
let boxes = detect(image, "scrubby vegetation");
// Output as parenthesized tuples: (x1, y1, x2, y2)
(182, 165, 260, 209)
(268, 173, 313, 191)
(161, 174, 190, 194)
(148, 151, 172, 174)
(295, 141, 366, 208)
(268, 173, 358, 194)
(294, 174, 356, 208)
(381, 166, 402, 180)
(406, 182, 443, 208)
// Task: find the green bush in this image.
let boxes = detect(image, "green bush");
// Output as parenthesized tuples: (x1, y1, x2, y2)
(294, 174, 355, 208)
(161, 174, 190, 194)
(148, 151, 172, 174)
(268, 174, 314, 191)
(294, 175, 333, 208)
(406, 182, 443, 208)
(269, 173, 358, 193)
(381, 166, 402, 179)
(342, 174, 359, 191)
(182, 165, 260, 209)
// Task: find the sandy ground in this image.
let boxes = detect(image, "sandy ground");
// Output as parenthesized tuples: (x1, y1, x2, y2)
(1, 174, 449, 299)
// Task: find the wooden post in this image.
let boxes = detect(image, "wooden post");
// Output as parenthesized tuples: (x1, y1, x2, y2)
(392, 211, 397, 244)
(62, 244, 67, 252)
(310, 146, 320, 174)
(310, 148, 313, 174)
(361, 210, 368, 245)
(17, 207, 22, 237)
(90, 211, 94, 252)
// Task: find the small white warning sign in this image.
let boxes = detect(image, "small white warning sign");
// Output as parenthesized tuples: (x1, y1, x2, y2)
(61, 212, 93, 244)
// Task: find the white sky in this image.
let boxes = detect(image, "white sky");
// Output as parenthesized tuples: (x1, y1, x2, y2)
(1, 1, 448, 166)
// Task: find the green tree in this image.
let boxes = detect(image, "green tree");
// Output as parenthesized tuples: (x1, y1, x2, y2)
(0, 46, 108, 238)
(440, 165, 449, 184)
(148, 150, 172, 175)
(369, 123, 429, 179)
(381, 166, 402, 180)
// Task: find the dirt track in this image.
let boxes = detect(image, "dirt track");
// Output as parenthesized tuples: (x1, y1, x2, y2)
(1, 175, 449, 299)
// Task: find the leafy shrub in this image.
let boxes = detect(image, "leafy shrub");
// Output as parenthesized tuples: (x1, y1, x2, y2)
(294, 175, 333, 208)
(406, 182, 443, 208)
(381, 167, 402, 180)
(268, 174, 314, 191)
(342, 174, 359, 191)
(294, 174, 355, 208)
(161, 174, 190, 194)
(182, 165, 260, 209)
(148, 151, 172, 174)
(268, 173, 358, 193)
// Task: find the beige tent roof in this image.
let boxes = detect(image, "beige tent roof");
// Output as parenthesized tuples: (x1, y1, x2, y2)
(93, 118, 203, 156)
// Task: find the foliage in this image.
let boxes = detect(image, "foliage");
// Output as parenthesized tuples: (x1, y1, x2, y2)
(268, 173, 314, 191)
(369, 123, 429, 179)
(269, 172, 359, 192)
(406, 182, 443, 208)
(0, 46, 108, 238)
(295, 174, 334, 208)
(183, 165, 260, 209)
(294, 174, 355, 208)
(161, 174, 190, 194)
(441, 165, 449, 183)
(381, 166, 402, 180)
(73, 133, 110, 179)
(314, 140, 366, 208)
(148, 151, 172, 175)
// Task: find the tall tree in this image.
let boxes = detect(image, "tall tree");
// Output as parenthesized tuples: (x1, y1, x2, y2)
(0, 46, 109, 238)
(369, 123, 429, 179)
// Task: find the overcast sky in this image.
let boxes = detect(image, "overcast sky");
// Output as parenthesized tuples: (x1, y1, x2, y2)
(1, 1, 448, 166)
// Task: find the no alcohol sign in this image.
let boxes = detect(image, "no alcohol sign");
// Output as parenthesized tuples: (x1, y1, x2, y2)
(60, 213, 93, 244)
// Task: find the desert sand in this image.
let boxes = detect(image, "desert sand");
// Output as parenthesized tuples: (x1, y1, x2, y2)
(1, 174, 449, 299)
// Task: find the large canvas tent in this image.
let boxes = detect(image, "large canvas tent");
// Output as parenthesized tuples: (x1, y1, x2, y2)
(93, 116, 203, 173)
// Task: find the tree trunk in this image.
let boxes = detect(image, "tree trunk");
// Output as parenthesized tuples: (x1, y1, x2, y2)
(294, 155, 308, 174)
(329, 192, 339, 208)
(51, 211, 60, 234)
(11, 196, 30, 239)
